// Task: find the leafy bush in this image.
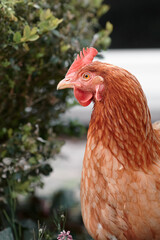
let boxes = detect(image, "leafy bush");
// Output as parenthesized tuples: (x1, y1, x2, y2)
(0, 0, 112, 238)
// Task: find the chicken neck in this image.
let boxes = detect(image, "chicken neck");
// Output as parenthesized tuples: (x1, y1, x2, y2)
(87, 68, 160, 171)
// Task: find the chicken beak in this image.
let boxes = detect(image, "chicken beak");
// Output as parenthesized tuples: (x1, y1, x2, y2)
(57, 78, 74, 90)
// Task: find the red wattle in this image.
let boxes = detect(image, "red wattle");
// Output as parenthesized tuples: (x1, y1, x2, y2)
(74, 88, 93, 107)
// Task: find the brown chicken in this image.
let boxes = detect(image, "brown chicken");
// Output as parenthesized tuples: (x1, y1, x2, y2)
(57, 48, 160, 240)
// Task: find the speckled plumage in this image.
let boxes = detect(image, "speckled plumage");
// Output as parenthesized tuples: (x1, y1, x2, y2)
(57, 49, 160, 240)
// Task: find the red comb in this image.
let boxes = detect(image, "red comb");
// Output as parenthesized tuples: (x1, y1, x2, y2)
(66, 47, 98, 77)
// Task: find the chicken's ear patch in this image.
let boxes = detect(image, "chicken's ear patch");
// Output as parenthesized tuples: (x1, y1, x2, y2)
(92, 76, 104, 102)
(95, 84, 105, 102)
(66, 47, 98, 77)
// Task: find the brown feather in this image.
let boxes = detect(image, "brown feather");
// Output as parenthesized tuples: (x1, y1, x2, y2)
(80, 62, 160, 240)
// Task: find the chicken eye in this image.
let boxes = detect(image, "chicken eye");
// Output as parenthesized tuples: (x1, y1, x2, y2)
(83, 73, 90, 80)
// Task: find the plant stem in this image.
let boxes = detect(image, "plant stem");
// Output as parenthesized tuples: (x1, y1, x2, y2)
(7, 180, 19, 240)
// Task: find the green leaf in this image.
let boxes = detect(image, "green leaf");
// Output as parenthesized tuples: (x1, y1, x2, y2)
(13, 31, 21, 43)
(23, 123, 32, 132)
(29, 157, 37, 165)
(22, 134, 28, 142)
(40, 10, 45, 21)
(28, 34, 39, 42)
(21, 26, 39, 42)
(106, 21, 113, 33)
(23, 25, 31, 38)
(8, 128, 13, 138)
(23, 43, 29, 51)
(30, 27, 38, 35)
(92, 0, 103, 8)
(39, 9, 62, 33)
(97, 4, 110, 17)
(45, 9, 52, 19)
(1, 150, 7, 158)
(14, 181, 31, 193)
(38, 21, 47, 33)
(60, 44, 71, 53)
(40, 9, 52, 21)
(1, 60, 10, 67)
(48, 18, 63, 31)
(30, 144, 37, 154)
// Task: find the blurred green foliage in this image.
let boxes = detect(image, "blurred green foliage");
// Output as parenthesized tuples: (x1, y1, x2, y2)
(0, 0, 112, 238)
